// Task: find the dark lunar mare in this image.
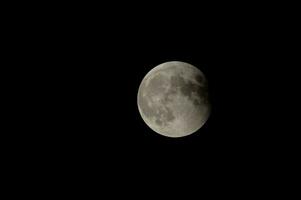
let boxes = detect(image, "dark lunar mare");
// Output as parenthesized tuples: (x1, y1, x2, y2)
(170, 74, 209, 106)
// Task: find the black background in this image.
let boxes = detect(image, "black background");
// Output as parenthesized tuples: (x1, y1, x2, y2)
(7, 3, 295, 196)
(43, 20, 271, 180)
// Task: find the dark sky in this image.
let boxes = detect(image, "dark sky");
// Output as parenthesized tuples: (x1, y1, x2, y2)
(13, 4, 293, 194)
(45, 24, 271, 173)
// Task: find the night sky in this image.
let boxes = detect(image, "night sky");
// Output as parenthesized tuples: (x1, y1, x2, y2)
(12, 4, 292, 195)
(47, 24, 270, 175)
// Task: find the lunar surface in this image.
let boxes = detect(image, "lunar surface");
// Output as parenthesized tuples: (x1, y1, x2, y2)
(137, 61, 211, 138)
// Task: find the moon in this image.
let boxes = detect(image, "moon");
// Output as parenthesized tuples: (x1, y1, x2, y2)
(137, 61, 211, 138)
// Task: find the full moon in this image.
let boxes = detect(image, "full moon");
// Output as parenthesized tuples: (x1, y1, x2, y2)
(137, 61, 211, 138)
